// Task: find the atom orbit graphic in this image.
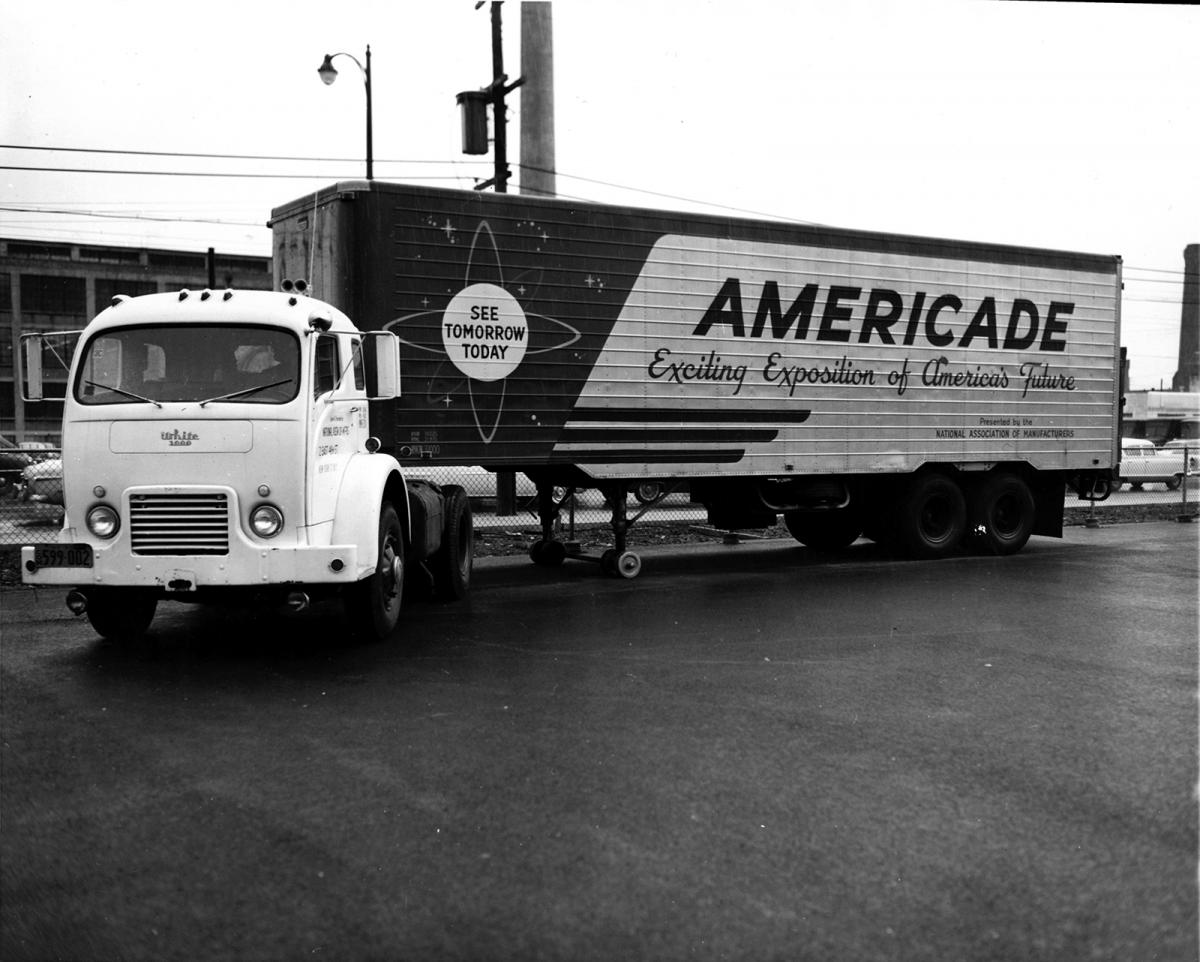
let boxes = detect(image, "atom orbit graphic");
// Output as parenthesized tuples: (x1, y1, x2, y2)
(385, 220, 583, 444)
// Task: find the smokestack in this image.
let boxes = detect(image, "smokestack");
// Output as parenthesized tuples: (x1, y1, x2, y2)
(520, 2, 555, 197)
(1173, 244, 1199, 392)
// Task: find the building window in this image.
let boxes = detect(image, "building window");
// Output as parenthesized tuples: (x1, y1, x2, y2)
(96, 278, 157, 306)
(0, 272, 11, 381)
(21, 274, 86, 329)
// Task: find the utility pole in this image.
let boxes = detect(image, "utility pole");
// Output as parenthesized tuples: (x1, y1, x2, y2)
(490, 2, 511, 192)
(457, 2, 524, 194)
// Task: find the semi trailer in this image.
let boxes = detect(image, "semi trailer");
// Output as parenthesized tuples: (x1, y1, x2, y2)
(270, 181, 1121, 576)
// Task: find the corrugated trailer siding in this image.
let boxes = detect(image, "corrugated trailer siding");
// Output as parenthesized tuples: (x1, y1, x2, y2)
(566, 234, 1117, 477)
(269, 183, 1119, 479)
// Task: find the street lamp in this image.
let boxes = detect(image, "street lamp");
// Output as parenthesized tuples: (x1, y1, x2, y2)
(318, 46, 374, 181)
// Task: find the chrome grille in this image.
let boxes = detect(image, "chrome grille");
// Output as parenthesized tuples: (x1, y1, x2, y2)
(129, 493, 230, 555)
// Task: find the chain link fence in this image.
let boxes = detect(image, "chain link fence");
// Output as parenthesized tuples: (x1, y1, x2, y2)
(1, 446, 64, 547)
(0, 456, 711, 549)
(3, 450, 1196, 550)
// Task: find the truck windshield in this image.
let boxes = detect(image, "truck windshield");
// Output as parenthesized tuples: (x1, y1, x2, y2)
(74, 325, 301, 406)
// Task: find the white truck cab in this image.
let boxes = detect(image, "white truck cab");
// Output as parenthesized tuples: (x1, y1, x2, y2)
(21, 288, 472, 641)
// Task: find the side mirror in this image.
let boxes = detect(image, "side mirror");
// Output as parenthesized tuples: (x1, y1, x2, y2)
(364, 331, 401, 400)
(21, 333, 45, 402)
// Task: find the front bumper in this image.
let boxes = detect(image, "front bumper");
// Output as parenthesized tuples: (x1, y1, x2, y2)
(21, 542, 361, 591)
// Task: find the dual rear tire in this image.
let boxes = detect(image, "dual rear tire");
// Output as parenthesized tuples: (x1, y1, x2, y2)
(795, 472, 1036, 560)
(968, 472, 1036, 556)
(431, 485, 473, 601)
(893, 471, 1035, 558)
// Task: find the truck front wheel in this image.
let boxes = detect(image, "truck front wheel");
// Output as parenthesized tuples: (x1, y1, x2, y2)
(86, 588, 157, 641)
(347, 502, 405, 640)
(896, 474, 966, 560)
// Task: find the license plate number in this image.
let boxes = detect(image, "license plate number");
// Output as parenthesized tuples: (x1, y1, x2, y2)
(33, 544, 94, 568)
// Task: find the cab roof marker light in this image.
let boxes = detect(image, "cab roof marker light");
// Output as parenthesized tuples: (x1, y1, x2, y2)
(223, 289, 234, 301)
(308, 312, 332, 332)
(178, 289, 190, 301)
(110, 294, 129, 308)
(201, 289, 212, 301)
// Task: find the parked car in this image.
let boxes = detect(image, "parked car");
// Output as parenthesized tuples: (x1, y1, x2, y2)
(1160, 439, 1200, 474)
(0, 436, 35, 497)
(21, 456, 65, 505)
(1118, 438, 1185, 490)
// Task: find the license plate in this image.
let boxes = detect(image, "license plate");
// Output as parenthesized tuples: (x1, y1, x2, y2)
(33, 544, 94, 569)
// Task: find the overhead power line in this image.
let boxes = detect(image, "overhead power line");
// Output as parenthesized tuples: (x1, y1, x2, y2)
(1, 143, 484, 167)
(3, 145, 1194, 287)
(0, 205, 262, 227)
(1, 165, 477, 181)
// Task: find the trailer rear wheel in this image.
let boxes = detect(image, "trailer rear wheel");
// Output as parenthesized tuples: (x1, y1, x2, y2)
(783, 510, 862, 551)
(347, 502, 404, 640)
(432, 485, 473, 601)
(86, 588, 157, 641)
(969, 473, 1036, 555)
(896, 474, 966, 559)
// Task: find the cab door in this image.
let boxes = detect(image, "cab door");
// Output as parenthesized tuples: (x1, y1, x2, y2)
(307, 333, 369, 542)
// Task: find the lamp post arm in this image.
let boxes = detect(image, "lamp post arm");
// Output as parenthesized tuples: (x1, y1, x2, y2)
(318, 48, 373, 181)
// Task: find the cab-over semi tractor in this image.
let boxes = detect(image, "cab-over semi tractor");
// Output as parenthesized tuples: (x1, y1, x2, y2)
(20, 288, 473, 640)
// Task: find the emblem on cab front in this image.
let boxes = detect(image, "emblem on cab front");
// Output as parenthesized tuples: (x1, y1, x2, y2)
(161, 428, 199, 447)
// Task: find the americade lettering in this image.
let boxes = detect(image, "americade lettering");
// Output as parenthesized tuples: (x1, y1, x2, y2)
(692, 278, 1073, 353)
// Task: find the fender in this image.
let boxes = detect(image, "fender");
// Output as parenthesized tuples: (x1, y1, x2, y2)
(330, 452, 409, 578)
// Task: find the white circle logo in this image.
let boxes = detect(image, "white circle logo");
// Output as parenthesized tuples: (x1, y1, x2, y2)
(442, 283, 528, 382)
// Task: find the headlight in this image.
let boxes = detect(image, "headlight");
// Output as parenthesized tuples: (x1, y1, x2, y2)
(86, 504, 120, 539)
(250, 503, 284, 538)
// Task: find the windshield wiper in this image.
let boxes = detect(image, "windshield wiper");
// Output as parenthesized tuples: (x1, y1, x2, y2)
(198, 378, 294, 407)
(84, 379, 162, 408)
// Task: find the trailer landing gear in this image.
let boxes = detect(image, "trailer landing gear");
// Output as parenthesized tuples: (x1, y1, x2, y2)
(530, 481, 668, 579)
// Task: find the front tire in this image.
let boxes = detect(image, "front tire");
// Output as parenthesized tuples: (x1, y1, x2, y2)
(86, 588, 157, 641)
(346, 501, 405, 640)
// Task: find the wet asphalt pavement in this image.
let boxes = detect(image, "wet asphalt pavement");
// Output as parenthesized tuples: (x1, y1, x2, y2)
(1, 522, 1197, 961)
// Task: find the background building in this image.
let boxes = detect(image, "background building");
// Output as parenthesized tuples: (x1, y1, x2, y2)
(2, 239, 271, 442)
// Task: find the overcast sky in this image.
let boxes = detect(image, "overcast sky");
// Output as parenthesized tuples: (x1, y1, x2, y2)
(4, 0, 1197, 390)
